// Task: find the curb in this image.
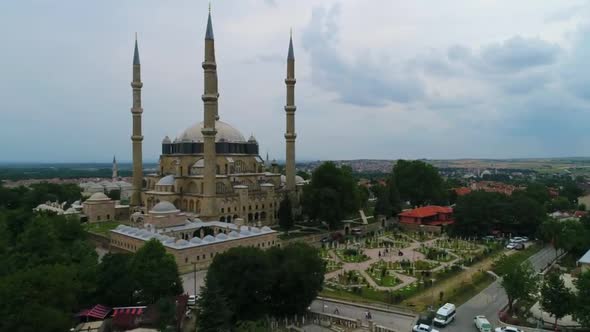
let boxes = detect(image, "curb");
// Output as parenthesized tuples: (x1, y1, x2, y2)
(316, 296, 417, 318)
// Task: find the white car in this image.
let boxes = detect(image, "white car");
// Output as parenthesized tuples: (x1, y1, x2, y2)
(510, 237, 525, 243)
(506, 243, 516, 249)
(494, 326, 523, 332)
(521, 236, 529, 242)
(187, 295, 197, 307)
(474, 315, 493, 332)
(412, 323, 439, 332)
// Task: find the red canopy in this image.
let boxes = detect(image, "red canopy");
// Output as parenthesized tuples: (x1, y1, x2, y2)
(77, 304, 111, 320)
(112, 306, 146, 317)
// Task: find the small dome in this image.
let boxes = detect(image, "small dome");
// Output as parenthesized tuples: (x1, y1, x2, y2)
(280, 175, 305, 184)
(164, 237, 175, 244)
(250, 227, 261, 234)
(156, 175, 175, 186)
(150, 201, 179, 213)
(228, 230, 239, 238)
(176, 239, 188, 246)
(248, 134, 257, 142)
(261, 226, 272, 232)
(190, 237, 203, 244)
(87, 192, 110, 201)
(216, 233, 228, 240)
(240, 227, 251, 236)
(162, 136, 171, 144)
(116, 225, 126, 231)
(203, 235, 216, 242)
(64, 207, 78, 214)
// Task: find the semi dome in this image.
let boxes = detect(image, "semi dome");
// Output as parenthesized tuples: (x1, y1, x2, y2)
(178, 120, 246, 143)
(156, 175, 175, 186)
(150, 201, 179, 214)
(87, 192, 110, 201)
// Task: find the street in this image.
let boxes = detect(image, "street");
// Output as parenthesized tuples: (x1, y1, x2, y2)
(309, 298, 416, 331)
(181, 269, 208, 296)
(438, 246, 560, 332)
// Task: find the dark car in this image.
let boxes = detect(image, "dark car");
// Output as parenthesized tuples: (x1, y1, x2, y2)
(513, 243, 525, 250)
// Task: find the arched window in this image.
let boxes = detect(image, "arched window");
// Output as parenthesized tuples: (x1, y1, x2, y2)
(216, 182, 226, 194)
(235, 160, 244, 173)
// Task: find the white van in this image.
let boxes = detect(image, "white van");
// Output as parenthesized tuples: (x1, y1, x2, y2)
(433, 303, 456, 326)
(474, 315, 492, 332)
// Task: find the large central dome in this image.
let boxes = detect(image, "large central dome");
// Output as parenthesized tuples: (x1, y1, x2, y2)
(179, 120, 246, 143)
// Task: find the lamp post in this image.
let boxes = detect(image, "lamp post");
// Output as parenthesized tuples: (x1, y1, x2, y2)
(193, 262, 197, 296)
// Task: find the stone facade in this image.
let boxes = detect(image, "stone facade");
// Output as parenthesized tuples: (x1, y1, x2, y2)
(83, 193, 116, 223)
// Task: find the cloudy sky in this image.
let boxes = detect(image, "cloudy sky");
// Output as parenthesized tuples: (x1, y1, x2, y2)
(1, 0, 590, 162)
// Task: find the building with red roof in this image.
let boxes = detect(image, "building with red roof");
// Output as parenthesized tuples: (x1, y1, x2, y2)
(398, 206, 454, 226)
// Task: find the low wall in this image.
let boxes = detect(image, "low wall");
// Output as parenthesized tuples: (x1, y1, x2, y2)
(398, 223, 442, 234)
(86, 232, 110, 249)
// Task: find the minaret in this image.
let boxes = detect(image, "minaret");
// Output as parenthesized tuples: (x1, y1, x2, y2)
(284, 31, 297, 191)
(112, 155, 119, 181)
(200, 8, 218, 219)
(130, 35, 144, 206)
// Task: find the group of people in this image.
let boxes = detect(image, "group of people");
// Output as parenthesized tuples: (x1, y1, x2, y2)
(377, 247, 405, 258)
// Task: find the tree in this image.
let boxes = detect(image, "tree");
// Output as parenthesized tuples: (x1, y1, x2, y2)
(156, 297, 177, 332)
(278, 196, 294, 233)
(267, 243, 325, 317)
(540, 272, 573, 330)
(392, 160, 446, 206)
(301, 162, 360, 229)
(107, 189, 121, 200)
(96, 253, 135, 306)
(130, 239, 183, 304)
(500, 261, 539, 314)
(296, 170, 310, 180)
(574, 271, 590, 328)
(206, 247, 272, 322)
(196, 279, 232, 332)
(373, 185, 393, 217)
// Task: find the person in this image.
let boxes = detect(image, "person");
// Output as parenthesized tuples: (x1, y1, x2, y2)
(378, 251, 381, 257)
(333, 307, 339, 315)
(367, 311, 372, 319)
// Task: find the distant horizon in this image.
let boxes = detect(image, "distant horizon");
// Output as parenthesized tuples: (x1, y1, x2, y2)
(2, 155, 590, 166)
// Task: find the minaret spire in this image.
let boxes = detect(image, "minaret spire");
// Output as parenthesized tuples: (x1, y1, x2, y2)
(112, 155, 119, 181)
(285, 31, 297, 191)
(130, 35, 144, 206)
(200, 6, 219, 220)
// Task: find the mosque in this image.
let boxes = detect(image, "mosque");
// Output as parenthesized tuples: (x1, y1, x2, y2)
(106, 9, 300, 269)
(128, 8, 303, 226)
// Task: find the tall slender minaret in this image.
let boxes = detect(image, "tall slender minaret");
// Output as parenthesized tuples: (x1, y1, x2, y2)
(112, 155, 119, 181)
(130, 36, 144, 206)
(200, 8, 218, 219)
(284, 31, 297, 191)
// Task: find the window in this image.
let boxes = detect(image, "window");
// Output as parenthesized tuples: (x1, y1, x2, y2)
(221, 208, 224, 213)
(185, 257, 188, 263)
(255, 205, 258, 209)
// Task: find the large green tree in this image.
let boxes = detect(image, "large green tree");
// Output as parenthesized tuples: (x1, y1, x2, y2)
(206, 247, 272, 322)
(540, 272, 573, 330)
(267, 243, 325, 317)
(392, 160, 446, 206)
(196, 279, 232, 332)
(130, 239, 183, 304)
(500, 261, 539, 314)
(278, 196, 294, 232)
(574, 271, 590, 328)
(302, 162, 360, 229)
(96, 253, 135, 306)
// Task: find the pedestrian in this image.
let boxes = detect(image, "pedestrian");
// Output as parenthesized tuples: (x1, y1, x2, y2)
(378, 251, 381, 257)
(367, 311, 372, 319)
(334, 307, 339, 315)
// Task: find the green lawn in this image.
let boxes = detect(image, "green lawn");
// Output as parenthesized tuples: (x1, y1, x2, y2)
(83, 221, 120, 235)
(335, 249, 370, 263)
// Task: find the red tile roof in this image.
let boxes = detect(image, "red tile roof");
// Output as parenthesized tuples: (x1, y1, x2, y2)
(454, 187, 471, 196)
(398, 206, 453, 218)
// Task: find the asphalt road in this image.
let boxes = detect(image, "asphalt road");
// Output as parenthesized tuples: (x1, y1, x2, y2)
(437, 246, 560, 332)
(309, 298, 416, 331)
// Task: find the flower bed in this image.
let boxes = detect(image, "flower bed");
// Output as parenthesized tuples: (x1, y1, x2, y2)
(415, 246, 454, 262)
(335, 248, 370, 263)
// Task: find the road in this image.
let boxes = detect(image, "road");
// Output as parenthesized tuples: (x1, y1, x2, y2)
(438, 246, 561, 332)
(309, 298, 416, 331)
(181, 269, 207, 296)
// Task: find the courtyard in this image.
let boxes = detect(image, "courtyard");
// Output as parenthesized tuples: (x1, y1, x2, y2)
(320, 230, 504, 310)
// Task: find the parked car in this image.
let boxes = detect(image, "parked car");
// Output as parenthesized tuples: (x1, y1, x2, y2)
(474, 315, 493, 332)
(521, 236, 529, 242)
(188, 295, 197, 307)
(433, 303, 456, 326)
(412, 323, 439, 332)
(506, 242, 517, 249)
(510, 237, 525, 243)
(494, 326, 523, 332)
(513, 243, 525, 250)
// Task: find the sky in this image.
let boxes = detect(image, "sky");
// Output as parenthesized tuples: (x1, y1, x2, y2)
(2, 0, 590, 162)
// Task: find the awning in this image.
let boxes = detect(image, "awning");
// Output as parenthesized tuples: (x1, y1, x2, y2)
(77, 304, 111, 320)
(112, 306, 146, 317)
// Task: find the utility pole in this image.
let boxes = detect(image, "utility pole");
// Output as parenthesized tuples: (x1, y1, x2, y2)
(193, 262, 197, 296)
